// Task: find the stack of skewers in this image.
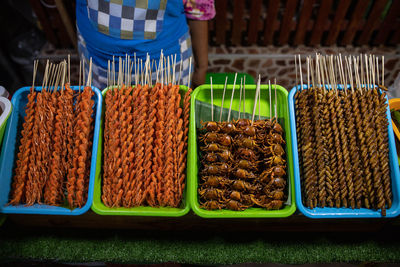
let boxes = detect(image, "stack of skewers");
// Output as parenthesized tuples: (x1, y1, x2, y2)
(198, 75, 288, 211)
(102, 53, 192, 208)
(294, 54, 392, 216)
(9, 57, 95, 209)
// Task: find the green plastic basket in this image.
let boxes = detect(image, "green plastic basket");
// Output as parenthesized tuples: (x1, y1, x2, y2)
(188, 84, 296, 218)
(206, 73, 255, 85)
(91, 85, 191, 216)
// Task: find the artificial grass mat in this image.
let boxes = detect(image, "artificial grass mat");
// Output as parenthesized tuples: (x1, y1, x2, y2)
(1, 224, 400, 265)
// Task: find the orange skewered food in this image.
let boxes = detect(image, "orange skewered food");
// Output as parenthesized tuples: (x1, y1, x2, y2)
(71, 86, 94, 208)
(102, 87, 116, 207)
(176, 87, 192, 205)
(101, 55, 192, 208)
(44, 90, 64, 205)
(102, 82, 190, 208)
(9, 60, 96, 209)
(142, 84, 158, 206)
(9, 88, 37, 205)
(25, 91, 43, 205)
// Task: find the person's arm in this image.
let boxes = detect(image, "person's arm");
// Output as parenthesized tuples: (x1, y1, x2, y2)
(187, 19, 209, 88)
(184, 0, 215, 88)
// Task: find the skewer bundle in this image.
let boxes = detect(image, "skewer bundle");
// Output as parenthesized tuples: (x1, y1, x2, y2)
(9, 58, 95, 208)
(102, 54, 192, 208)
(295, 54, 392, 216)
(198, 76, 288, 211)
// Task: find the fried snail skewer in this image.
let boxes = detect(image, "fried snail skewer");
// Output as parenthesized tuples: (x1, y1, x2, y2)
(360, 57, 378, 210)
(376, 56, 392, 211)
(313, 56, 328, 208)
(344, 56, 364, 209)
(353, 56, 372, 209)
(296, 56, 318, 208)
(323, 56, 339, 208)
(367, 56, 385, 215)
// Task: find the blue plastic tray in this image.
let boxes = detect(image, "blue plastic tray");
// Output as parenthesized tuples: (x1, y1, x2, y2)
(0, 86, 102, 215)
(289, 85, 400, 218)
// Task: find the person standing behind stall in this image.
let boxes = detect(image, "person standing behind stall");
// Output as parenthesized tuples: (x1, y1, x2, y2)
(76, 0, 215, 90)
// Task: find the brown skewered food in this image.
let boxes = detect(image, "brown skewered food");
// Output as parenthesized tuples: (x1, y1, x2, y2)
(295, 88, 318, 208)
(327, 90, 341, 208)
(358, 90, 375, 209)
(198, 118, 288, 211)
(377, 87, 392, 210)
(294, 54, 393, 215)
(372, 87, 387, 215)
(320, 89, 334, 208)
(297, 85, 393, 214)
(339, 90, 355, 209)
(348, 90, 364, 209)
(364, 88, 384, 213)
(313, 88, 327, 208)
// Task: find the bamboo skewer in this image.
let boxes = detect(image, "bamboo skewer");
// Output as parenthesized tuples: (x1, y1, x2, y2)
(258, 77, 261, 120)
(219, 76, 228, 122)
(251, 75, 261, 124)
(274, 78, 277, 120)
(227, 73, 238, 122)
(242, 78, 246, 119)
(238, 78, 243, 119)
(210, 77, 214, 121)
(269, 80, 272, 118)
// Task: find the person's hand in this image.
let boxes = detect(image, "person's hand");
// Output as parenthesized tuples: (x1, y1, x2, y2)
(191, 66, 207, 88)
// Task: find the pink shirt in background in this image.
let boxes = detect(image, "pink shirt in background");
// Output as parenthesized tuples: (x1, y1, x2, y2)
(183, 0, 216, 20)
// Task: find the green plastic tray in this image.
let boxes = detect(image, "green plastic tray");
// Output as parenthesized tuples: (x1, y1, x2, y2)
(188, 84, 296, 218)
(206, 73, 255, 85)
(91, 85, 191, 216)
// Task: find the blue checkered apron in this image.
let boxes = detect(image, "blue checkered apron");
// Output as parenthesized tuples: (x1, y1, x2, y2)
(78, 0, 192, 89)
(87, 0, 167, 40)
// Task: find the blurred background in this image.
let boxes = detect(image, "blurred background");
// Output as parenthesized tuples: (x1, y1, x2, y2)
(0, 0, 399, 95)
